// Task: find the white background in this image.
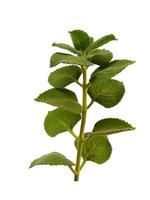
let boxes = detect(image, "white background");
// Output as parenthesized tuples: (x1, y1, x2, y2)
(0, 0, 150, 199)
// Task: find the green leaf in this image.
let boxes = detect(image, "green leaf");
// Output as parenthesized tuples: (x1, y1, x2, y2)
(88, 79, 125, 108)
(69, 29, 92, 51)
(86, 34, 117, 52)
(29, 152, 75, 168)
(35, 88, 81, 113)
(90, 37, 94, 43)
(93, 118, 135, 136)
(44, 108, 81, 137)
(90, 60, 135, 84)
(87, 49, 113, 66)
(48, 65, 82, 88)
(52, 43, 80, 55)
(50, 52, 93, 67)
(77, 133, 112, 164)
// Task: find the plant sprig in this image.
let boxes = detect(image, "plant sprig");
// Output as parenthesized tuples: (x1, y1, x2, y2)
(29, 29, 135, 181)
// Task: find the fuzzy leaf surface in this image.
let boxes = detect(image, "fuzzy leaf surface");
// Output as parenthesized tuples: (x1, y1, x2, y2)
(44, 108, 81, 137)
(69, 29, 92, 50)
(86, 34, 117, 52)
(29, 152, 75, 168)
(50, 52, 92, 67)
(93, 118, 135, 136)
(90, 60, 135, 84)
(52, 43, 80, 55)
(87, 49, 113, 66)
(35, 88, 81, 113)
(88, 79, 125, 108)
(48, 65, 82, 88)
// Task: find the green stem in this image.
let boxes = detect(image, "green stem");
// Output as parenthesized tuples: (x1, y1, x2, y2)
(74, 66, 87, 181)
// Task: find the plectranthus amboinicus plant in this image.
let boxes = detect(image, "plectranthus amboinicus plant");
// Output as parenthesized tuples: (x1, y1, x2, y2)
(29, 30, 135, 181)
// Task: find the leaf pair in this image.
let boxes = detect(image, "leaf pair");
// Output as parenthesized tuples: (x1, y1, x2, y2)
(88, 59, 135, 108)
(75, 118, 135, 165)
(30, 117, 135, 169)
(69, 30, 116, 53)
(35, 88, 81, 137)
(50, 30, 117, 68)
(50, 50, 113, 68)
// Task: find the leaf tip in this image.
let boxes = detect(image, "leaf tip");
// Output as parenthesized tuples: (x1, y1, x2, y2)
(132, 126, 136, 130)
(52, 42, 56, 46)
(111, 34, 118, 41)
(29, 162, 33, 169)
(34, 97, 38, 102)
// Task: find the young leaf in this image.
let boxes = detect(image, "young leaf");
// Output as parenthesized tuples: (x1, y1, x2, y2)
(86, 34, 117, 52)
(90, 60, 135, 84)
(35, 88, 81, 113)
(87, 49, 113, 66)
(52, 43, 80, 55)
(93, 118, 135, 136)
(50, 52, 92, 67)
(29, 152, 75, 168)
(44, 108, 81, 137)
(88, 79, 125, 108)
(69, 29, 92, 51)
(77, 133, 112, 164)
(48, 65, 82, 88)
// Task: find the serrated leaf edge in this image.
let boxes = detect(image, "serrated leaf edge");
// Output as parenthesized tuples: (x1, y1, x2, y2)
(29, 152, 75, 168)
(48, 65, 82, 87)
(52, 42, 80, 55)
(88, 79, 125, 108)
(93, 118, 135, 135)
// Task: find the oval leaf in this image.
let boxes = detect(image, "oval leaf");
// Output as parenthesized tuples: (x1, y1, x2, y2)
(44, 108, 81, 137)
(69, 29, 92, 50)
(87, 49, 113, 66)
(86, 34, 117, 52)
(88, 79, 125, 108)
(29, 152, 75, 168)
(93, 118, 135, 136)
(81, 133, 112, 164)
(90, 60, 135, 84)
(35, 88, 81, 113)
(48, 65, 82, 88)
(50, 52, 92, 67)
(52, 42, 80, 55)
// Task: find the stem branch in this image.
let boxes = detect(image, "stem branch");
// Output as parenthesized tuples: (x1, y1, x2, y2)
(74, 80, 83, 87)
(68, 166, 76, 175)
(87, 100, 94, 109)
(80, 159, 86, 170)
(68, 129, 78, 139)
